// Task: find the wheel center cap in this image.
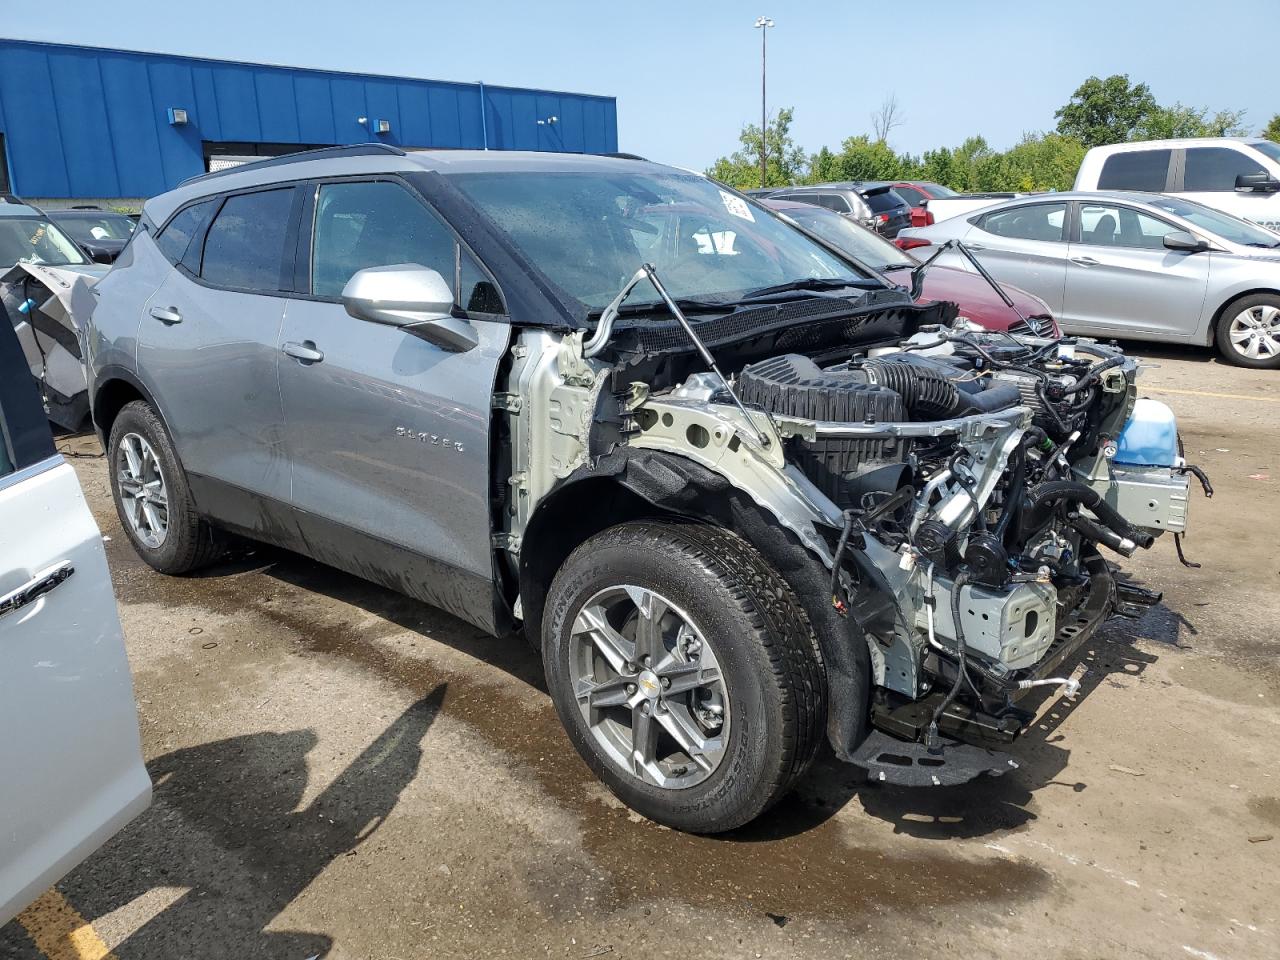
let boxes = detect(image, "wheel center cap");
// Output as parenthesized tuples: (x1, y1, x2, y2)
(637, 669, 661, 699)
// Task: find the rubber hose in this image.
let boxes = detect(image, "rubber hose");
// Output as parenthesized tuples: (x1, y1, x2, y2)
(857, 358, 960, 419)
(929, 569, 972, 749)
(994, 442, 1027, 542)
(1021, 480, 1155, 550)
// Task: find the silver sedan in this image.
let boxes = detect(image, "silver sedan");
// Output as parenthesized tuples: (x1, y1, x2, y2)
(897, 190, 1280, 368)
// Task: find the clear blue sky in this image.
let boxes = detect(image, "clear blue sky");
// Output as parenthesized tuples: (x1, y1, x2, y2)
(8, 0, 1274, 170)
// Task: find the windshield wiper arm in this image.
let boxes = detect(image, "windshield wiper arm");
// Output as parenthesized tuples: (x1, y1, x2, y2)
(740, 277, 870, 300)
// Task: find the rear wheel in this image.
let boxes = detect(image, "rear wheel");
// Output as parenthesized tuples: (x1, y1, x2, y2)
(542, 519, 825, 833)
(107, 401, 224, 574)
(1216, 294, 1280, 369)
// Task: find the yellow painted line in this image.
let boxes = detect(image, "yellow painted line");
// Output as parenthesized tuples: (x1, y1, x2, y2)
(1143, 385, 1280, 404)
(15, 889, 117, 960)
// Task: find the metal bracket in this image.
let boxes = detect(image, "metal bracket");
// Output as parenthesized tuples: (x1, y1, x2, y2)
(492, 393, 523, 413)
(491, 532, 522, 554)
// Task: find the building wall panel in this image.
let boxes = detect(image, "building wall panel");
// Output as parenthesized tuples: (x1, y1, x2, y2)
(0, 39, 618, 200)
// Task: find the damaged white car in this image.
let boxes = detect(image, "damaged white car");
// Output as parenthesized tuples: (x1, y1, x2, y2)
(0, 201, 106, 429)
(85, 148, 1209, 831)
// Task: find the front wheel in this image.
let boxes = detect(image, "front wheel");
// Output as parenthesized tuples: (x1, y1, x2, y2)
(542, 520, 825, 833)
(1216, 294, 1280, 369)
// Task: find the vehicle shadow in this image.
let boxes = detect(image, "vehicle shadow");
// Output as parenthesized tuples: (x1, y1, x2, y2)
(180, 542, 548, 694)
(23, 687, 445, 960)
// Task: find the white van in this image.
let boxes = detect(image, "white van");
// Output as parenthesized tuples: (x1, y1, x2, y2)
(1074, 138, 1280, 231)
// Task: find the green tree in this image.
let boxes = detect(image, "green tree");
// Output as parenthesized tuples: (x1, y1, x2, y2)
(1260, 114, 1280, 142)
(807, 135, 912, 182)
(1054, 74, 1158, 147)
(1137, 103, 1249, 139)
(705, 107, 807, 189)
(986, 133, 1087, 191)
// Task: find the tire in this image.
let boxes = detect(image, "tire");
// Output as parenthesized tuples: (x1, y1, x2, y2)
(1215, 293, 1280, 369)
(107, 400, 225, 574)
(542, 519, 826, 833)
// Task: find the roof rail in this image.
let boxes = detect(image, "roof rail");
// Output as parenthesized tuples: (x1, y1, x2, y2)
(178, 142, 408, 187)
(602, 152, 648, 161)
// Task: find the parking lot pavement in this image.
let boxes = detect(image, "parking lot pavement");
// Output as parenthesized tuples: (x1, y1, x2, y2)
(2, 344, 1276, 960)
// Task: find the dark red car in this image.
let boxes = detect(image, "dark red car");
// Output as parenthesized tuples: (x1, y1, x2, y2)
(762, 198, 1058, 335)
(880, 181, 961, 228)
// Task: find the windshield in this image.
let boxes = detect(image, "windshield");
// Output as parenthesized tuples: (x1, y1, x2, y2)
(1143, 195, 1280, 247)
(919, 182, 959, 198)
(449, 170, 861, 310)
(864, 190, 905, 213)
(53, 212, 135, 243)
(0, 217, 89, 267)
(1249, 141, 1280, 165)
(784, 205, 915, 271)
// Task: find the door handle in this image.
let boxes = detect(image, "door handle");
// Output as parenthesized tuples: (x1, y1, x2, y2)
(1070, 256, 1100, 267)
(282, 340, 324, 363)
(0, 561, 75, 619)
(149, 305, 182, 324)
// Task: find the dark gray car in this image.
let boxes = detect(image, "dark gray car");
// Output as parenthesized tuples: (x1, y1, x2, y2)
(85, 145, 1200, 831)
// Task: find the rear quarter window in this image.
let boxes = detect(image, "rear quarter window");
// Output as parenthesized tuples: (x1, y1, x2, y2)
(155, 200, 218, 267)
(1097, 149, 1172, 191)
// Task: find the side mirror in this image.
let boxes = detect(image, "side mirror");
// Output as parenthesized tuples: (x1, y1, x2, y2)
(1163, 231, 1209, 253)
(1235, 172, 1280, 193)
(341, 263, 478, 352)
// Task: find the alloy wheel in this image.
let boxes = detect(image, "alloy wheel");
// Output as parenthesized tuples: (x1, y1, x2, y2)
(116, 432, 169, 549)
(568, 585, 730, 789)
(1228, 304, 1280, 361)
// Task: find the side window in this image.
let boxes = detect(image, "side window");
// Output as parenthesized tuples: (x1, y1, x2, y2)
(311, 180, 457, 300)
(1184, 147, 1266, 192)
(976, 203, 1067, 242)
(154, 199, 217, 266)
(200, 188, 296, 292)
(1097, 149, 1172, 191)
(1078, 203, 1178, 249)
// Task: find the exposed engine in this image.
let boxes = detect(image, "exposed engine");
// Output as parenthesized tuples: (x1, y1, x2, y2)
(718, 321, 1206, 776)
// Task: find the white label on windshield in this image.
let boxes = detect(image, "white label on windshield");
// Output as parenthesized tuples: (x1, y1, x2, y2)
(720, 190, 755, 222)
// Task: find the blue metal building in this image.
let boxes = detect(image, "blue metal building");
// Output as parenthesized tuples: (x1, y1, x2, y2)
(0, 39, 619, 204)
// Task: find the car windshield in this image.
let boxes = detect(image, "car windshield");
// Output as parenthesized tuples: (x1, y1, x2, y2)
(448, 170, 861, 311)
(864, 191, 905, 213)
(919, 182, 959, 198)
(783, 205, 915, 272)
(0, 217, 89, 267)
(1248, 141, 1280, 165)
(1143, 196, 1280, 247)
(53, 212, 135, 243)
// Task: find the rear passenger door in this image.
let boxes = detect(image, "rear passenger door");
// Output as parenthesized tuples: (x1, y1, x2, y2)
(137, 186, 299, 531)
(1062, 201, 1209, 338)
(964, 201, 1070, 313)
(278, 178, 510, 630)
(0, 321, 150, 927)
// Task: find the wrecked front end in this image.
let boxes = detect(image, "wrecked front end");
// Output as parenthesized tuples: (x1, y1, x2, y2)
(497, 282, 1206, 787)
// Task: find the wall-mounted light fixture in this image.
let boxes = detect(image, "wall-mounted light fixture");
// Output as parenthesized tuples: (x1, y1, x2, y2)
(376, 119, 391, 135)
(167, 107, 189, 126)
(536, 115, 559, 126)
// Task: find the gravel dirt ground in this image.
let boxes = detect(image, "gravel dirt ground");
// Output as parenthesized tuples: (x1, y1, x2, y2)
(2, 344, 1277, 960)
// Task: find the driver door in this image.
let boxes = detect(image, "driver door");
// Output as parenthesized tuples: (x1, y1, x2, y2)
(278, 179, 509, 630)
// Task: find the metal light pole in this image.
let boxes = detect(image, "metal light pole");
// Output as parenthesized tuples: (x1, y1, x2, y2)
(754, 16, 774, 189)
